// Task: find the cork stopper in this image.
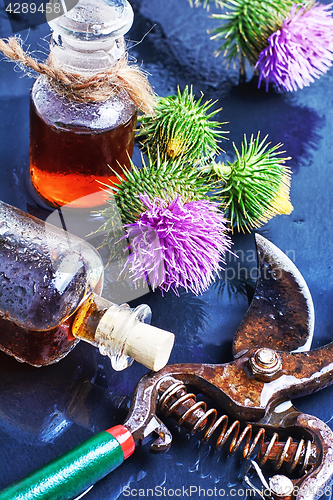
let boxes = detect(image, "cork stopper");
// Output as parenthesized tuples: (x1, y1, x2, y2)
(95, 303, 174, 371)
(124, 322, 175, 372)
(48, 0, 134, 73)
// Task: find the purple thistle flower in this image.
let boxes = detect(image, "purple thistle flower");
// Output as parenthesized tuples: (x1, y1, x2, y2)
(122, 194, 231, 295)
(256, 3, 333, 91)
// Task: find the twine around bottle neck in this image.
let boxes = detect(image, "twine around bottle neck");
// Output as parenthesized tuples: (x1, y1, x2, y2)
(0, 36, 155, 114)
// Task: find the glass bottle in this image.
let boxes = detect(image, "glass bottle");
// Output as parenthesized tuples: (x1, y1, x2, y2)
(0, 201, 174, 370)
(29, 0, 137, 208)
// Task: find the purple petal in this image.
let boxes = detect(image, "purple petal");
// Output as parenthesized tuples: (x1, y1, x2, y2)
(122, 195, 232, 295)
(256, 3, 333, 91)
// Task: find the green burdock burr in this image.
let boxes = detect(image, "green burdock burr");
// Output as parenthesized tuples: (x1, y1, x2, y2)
(137, 86, 228, 165)
(208, 133, 293, 232)
(100, 150, 211, 229)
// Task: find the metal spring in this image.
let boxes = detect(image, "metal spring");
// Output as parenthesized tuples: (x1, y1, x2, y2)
(158, 380, 313, 474)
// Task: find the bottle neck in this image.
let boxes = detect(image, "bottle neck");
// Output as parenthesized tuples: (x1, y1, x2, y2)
(50, 32, 126, 74)
(71, 294, 175, 372)
(47, 0, 134, 74)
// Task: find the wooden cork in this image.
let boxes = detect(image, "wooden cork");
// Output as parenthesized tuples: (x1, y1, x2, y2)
(124, 323, 175, 372)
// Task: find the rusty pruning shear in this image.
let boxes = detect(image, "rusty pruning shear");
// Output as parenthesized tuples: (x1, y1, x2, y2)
(1, 234, 333, 500)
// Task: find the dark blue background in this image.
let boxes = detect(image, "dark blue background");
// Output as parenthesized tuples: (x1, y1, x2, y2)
(2, 0, 79, 33)
(0, 0, 333, 499)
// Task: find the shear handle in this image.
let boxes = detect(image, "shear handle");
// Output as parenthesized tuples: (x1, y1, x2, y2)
(0, 426, 134, 500)
(293, 413, 333, 500)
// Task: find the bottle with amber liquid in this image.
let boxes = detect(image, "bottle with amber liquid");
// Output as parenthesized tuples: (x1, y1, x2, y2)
(29, 0, 138, 208)
(0, 201, 174, 370)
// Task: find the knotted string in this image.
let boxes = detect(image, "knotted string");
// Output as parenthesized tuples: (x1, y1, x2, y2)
(0, 36, 155, 114)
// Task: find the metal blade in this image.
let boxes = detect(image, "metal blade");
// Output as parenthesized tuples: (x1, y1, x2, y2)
(232, 234, 315, 358)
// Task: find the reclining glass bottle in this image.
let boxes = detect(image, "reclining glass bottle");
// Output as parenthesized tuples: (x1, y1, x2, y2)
(0, 201, 174, 370)
(29, 0, 138, 208)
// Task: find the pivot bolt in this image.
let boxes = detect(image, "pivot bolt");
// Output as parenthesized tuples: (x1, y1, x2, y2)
(249, 348, 282, 381)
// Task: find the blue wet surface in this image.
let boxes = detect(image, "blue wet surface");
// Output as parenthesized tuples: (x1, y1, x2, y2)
(0, 1, 333, 499)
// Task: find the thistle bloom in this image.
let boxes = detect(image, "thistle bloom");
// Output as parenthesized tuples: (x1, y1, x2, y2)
(122, 194, 231, 295)
(256, 3, 333, 91)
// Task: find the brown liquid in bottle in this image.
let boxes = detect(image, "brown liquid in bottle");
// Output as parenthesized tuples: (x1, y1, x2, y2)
(0, 317, 77, 367)
(29, 100, 137, 208)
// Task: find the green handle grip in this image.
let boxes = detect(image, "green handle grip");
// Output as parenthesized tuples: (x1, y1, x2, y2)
(0, 425, 135, 500)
